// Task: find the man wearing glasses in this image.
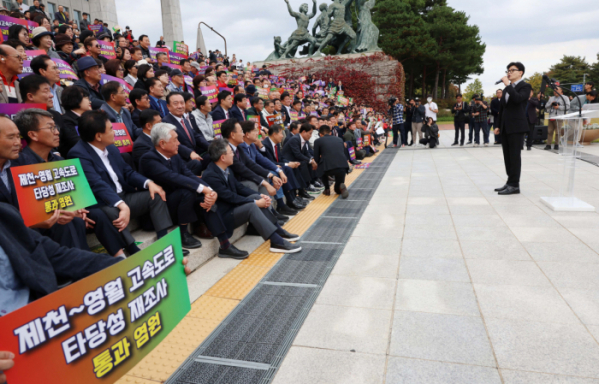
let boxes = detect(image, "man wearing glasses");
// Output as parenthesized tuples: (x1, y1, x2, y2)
(30, 55, 64, 114)
(0, 45, 24, 104)
(494, 62, 533, 195)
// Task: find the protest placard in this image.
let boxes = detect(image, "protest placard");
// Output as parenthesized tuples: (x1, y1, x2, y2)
(98, 41, 116, 60)
(356, 137, 363, 150)
(364, 135, 371, 146)
(200, 85, 218, 104)
(212, 119, 225, 139)
(184, 75, 194, 90)
(266, 115, 276, 127)
(10, 159, 97, 227)
(112, 123, 133, 153)
(257, 87, 269, 100)
(19, 58, 78, 81)
(355, 163, 371, 169)
(173, 41, 189, 56)
(246, 115, 260, 125)
(0, 15, 27, 41)
(88, 24, 103, 34)
(168, 51, 187, 65)
(197, 65, 209, 75)
(26, 20, 38, 38)
(149, 47, 169, 62)
(337, 95, 349, 107)
(289, 111, 299, 122)
(218, 87, 234, 94)
(0, 229, 190, 384)
(25, 49, 45, 61)
(348, 147, 356, 161)
(0, 103, 47, 120)
(100, 74, 133, 102)
(162, 63, 181, 72)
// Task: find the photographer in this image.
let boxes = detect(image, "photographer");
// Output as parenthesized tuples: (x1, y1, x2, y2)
(471, 96, 490, 146)
(405, 99, 415, 146)
(420, 117, 439, 148)
(411, 97, 426, 146)
(545, 86, 570, 150)
(389, 97, 405, 147)
(491, 90, 502, 144)
(451, 94, 469, 146)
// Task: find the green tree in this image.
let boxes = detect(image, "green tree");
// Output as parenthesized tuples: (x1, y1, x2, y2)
(525, 72, 543, 93)
(546, 55, 590, 87)
(463, 78, 483, 101)
(588, 53, 599, 88)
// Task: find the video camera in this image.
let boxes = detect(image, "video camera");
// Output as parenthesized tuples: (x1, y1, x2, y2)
(388, 97, 397, 107)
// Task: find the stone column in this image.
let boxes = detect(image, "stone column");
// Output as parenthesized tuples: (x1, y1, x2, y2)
(161, 0, 184, 50)
(88, 0, 119, 30)
(196, 24, 207, 56)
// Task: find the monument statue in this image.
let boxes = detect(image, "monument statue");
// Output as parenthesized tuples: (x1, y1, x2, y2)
(281, 0, 318, 58)
(265, 0, 381, 61)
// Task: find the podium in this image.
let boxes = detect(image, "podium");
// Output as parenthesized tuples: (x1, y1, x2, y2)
(540, 104, 599, 212)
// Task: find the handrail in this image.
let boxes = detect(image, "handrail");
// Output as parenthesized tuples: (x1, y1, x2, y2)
(198, 22, 227, 57)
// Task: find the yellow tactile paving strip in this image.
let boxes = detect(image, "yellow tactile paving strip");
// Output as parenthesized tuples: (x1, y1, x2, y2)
(119, 144, 388, 383)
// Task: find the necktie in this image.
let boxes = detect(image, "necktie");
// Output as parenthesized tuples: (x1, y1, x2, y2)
(275, 145, 279, 162)
(225, 110, 229, 119)
(235, 149, 240, 160)
(242, 109, 245, 120)
(180, 118, 192, 142)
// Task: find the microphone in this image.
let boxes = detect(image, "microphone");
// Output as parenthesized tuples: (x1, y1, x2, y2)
(495, 79, 504, 85)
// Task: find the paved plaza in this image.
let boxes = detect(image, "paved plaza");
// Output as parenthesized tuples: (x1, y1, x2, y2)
(180, 131, 599, 384)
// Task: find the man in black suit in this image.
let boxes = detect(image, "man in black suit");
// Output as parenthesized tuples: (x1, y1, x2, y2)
(129, 89, 151, 128)
(246, 97, 270, 130)
(67, 110, 175, 255)
(283, 121, 299, 147)
(230, 93, 248, 122)
(139, 123, 249, 258)
(162, 92, 210, 175)
(210, 91, 233, 121)
(132, 109, 161, 169)
(525, 89, 539, 151)
(262, 124, 308, 210)
(494, 62, 533, 195)
(282, 122, 319, 199)
(202, 139, 301, 253)
(314, 125, 349, 198)
(280, 92, 293, 127)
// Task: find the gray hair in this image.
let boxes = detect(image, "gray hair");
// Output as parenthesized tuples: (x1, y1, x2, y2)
(14, 108, 54, 144)
(208, 138, 229, 161)
(150, 122, 176, 147)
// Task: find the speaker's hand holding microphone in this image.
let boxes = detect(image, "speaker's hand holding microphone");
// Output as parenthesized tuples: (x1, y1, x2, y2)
(495, 76, 510, 86)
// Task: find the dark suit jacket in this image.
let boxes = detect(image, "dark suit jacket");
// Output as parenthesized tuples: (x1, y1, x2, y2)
(0, 164, 18, 207)
(282, 134, 311, 163)
(314, 135, 349, 176)
(262, 137, 287, 166)
(230, 143, 270, 185)
(131, 108, 142, 128)
(283, 128, 293, 147)
(498, 81, 533, 134)
(67, 141, 148, 207)
(54, 11, 68, 24)
(132, 133, 153, 169)
(210, 105, 229, 121)
(163, 113, 210, 160)
(73, 79, 104, 110)
(281, 106, 291, 126)
(246, 107, 269, 128)
(139, 148, 208, 195)
(100, 103, 141, 141)
(149, 96, 168, 118)
(526, 97, 539, 125)
(0, 203, 119, 304)
(230, 105, 246, 122)
(201, 162, 256, 236)
(58, 110, 81, 157)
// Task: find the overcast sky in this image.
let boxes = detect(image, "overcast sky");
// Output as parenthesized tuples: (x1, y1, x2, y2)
(116, 0, 599, 96)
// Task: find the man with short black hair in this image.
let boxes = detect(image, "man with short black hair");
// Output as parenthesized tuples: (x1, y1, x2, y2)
(246, 97, 270, 130)
(138, 34, 153, 63)
(100, 81, 140, 140)
(18, 75, 64, 134)
(147, 77, 168, 117)
(67, 110, 175, 253)
(154, 52, 169, 71)
(129, 88, 150, 127)
(282, 122, 319, 197)
(494, 61, 532, 195)
(80, 12, 90, 31)
(132, 109, 161, 168)
(202, 139, 301, 253)
(230, 93, 247, 122)
(82, 36, 107, 64)
(211, 90, 233, 121)
(73, 56, 105, 109)
(30, 54, 63, 113)
(451, 94, 468, 146)
(314, 124, 349, 198)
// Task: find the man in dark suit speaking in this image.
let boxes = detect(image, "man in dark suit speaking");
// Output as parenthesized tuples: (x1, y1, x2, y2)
(314, 125, 349, 198)
(494, 62, 532, 195)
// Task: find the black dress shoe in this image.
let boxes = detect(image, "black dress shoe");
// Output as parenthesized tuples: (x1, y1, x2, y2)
(270, 240, 302, 253)
(218, 245, 249, 259)
(277, 220, 286, 226)
(451, 142, 458, 146)
(278, 205, 298, 216)
(288, 199, 306, 210)
(494, 184, 508, 192)
(278, 229, 300, 241)
(339, 183, 349, 199)
(527, 147, 532, 151)
(313, 180, 324, 188)
(544, 145, 551, 150)
(274, 210, 289, 222)
(182, 249, 190, 256)
(466, 141, 472, 145)
(498, 186, 520, 195)
(349, 160, 359, 165)
(299, 190, 315, 200)
(181, 232, 202, 249)
(554, 145, 559, 150)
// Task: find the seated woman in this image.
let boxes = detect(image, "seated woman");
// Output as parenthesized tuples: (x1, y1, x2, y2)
(420, 117, 439, 149)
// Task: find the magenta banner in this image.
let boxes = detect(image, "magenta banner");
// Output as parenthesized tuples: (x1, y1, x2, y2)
(184, 75, 193, 90)
(98, 41, 116, 60)
(168, 51, 187, 65)
(100, 74, 133, 99)
(0, 15, 26, 42)
(162, 63, 181, 71)
(0, 104, 47, 120)
(19, 59, 78, 81)
(149, 47, 169, 62)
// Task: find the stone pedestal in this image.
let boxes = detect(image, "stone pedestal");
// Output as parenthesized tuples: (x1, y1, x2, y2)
(160, 0, 184, 50)
(88, 0, 118, 30)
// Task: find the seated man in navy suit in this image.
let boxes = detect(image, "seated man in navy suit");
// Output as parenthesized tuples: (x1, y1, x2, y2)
(139, 123, 249, 259)
(230, 93, 248, 122)
(238, 121, 300, 216)
(147, 78, 169, 118)
(282, 122, 320, 199)
(11, 109, 129, 257)
(162, 92, 210, 175)
(100, 81, 141, 140)
(262, 124, 309, 210)
(210, 90, 233, 121)
(132, 109, 161, 169)
(130, 89, 151, 128)
(67, 110, 175, 255)
(202, 139, 301, 254)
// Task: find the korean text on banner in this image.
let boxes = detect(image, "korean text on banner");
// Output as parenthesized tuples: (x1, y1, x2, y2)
(356, 137, 363, 150)
(257, 87, 269, 100)
(98, 41, 116, 60)
(10, 159, 98, 227)
(212, 119, 225, 139)
(112, 123, 133, 154)
(184, 75, 194, 90)
(364, 135, 371, 146)
(337, 95, 349, 107)
(173, 41, 189, 56)
(149, 47, 169, 62)
(348, 147, 356, 161)
(246, 115, 260, 125)
(20, 59, 79, 81)
(100, 74, 133, 99)
(289, 111, 299, 122)
(168, 51, 187, 65)
(88, 24, 103, 33)
(0, 15, 26, 41)
(200, 86, 218, 104)
(0, 103, 47, 120)
(266, 115, 276, 127)
(25, 49, 45, 61)
(0, 229, 190, 384)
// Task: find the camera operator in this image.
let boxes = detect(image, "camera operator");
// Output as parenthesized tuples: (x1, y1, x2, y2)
(405, 99, 414, 146)
(451, 93, 469, 146)
(411, 97, 426, 146)
(545, 86, 570, 150)
(491, 90, 502, 144)
(388, 97, 405, 148)
(471, 96, 490, 146)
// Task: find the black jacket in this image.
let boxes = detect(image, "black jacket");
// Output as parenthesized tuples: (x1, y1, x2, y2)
(282, 134, 311, 163)
(73, 79, 105, 110)
(58, 110, 81, 157)
(452, 102, 470, 122)
(313, 135, 349, 177)
(163, 113, 210, 160)
(261, 137, 287, 166)
(131, 108, 142, 128)
(132, 133, 153, 170)
(139, 148, 208, 195)
(526, 97, 539, 125)
(498, 81, 533, 134)
(229, 143, 270, 186)
(0, 202, 118, 304)
(201, 162, 257, 237)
